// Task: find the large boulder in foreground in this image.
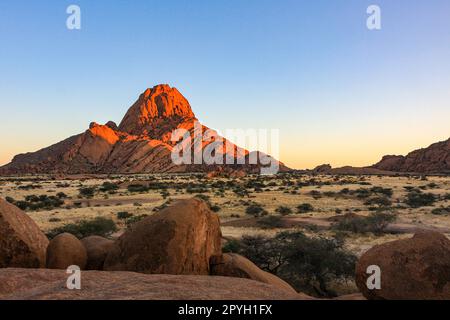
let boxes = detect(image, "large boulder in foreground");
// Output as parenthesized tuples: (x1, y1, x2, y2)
(0, 199, 49, 268)
(46, 233, 87, 270)
(104, 198, 222, 275)
(210, 253, 298, 294)
(81, 236, 114, 270)
(356, 231, 450, 300)
(0, 268, 303, 300)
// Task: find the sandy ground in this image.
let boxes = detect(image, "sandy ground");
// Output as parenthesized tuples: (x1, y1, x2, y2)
(0, 173, 449, 257)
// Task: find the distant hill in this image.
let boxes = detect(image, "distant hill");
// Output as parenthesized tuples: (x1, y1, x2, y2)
(312, 138, 450, 175)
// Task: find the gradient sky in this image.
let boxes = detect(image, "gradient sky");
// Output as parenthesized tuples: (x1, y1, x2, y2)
(0, 0, 449, 169)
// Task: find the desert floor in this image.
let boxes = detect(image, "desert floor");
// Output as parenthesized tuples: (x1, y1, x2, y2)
(1, 173, 448, 256)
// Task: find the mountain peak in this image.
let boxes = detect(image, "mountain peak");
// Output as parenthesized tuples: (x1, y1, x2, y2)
(118, 84, 195, 135)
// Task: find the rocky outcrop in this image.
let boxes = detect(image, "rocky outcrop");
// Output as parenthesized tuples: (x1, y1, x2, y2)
(104, 198, 222, 275)
(0, 199, 49, 268)
(0, 268, 304, 300)
(210, 253, 298, 294)
(46, 233, 87, 270)
(81, 236, 114, 270)
(372, 138, 450, 173)
(355, 231, 450, 300)
(0, 84, 287, 175)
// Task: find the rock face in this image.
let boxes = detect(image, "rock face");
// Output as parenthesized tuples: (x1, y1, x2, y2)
(372, 138, 450, 173)
(0, 84, 287, 175)
(0, 268, 304, 300)
(104, 198, 222, 275)
(355, 231, 450, 300)
(210, 253, 297, 294)
(46, 233, 87, 270)
(0, 199, 49, 268)
(81, 236, 114, 270)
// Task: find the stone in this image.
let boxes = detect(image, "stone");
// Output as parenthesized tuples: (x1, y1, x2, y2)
(0, 198, 49, 268)
(104, 198, 222, 275)
(46, 233, 87, 270)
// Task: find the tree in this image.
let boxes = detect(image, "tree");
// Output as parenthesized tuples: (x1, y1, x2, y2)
(230, 231, 357, 297)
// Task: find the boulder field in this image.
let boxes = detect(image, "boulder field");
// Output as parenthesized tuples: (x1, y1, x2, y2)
(0, 197, 449, 300)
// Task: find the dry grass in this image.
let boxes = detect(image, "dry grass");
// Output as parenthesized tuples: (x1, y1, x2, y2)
(1, 173, 449, 256)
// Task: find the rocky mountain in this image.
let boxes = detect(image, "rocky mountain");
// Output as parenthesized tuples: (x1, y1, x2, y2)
(0, 84, 287, 175)
(371, 138, 450, 173)
(311, 138, 450, 175)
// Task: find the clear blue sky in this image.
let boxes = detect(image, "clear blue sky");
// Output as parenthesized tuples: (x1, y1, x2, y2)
(1, 0, 449, 168)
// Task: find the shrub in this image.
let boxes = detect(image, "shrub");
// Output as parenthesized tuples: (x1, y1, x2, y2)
(297, 203, 314, 214)
(46, 217, 117, 239)
(5, 196, 15, 204)
(257, 216, 285, 229)
(230, 232, 357, 297)
(117, 211, 133, 220)
(245, 204, 267, 217)
(78, 187, 96, 198)
(210, 204, 221, 212)
(222, 239, 242, 253)
(9, 195, 64, 211)
(370, 187, 393, 197)
(364, 196, 392, 207)
(125, 214, 148, 228)
(56, 192, 68, 199)
(100, 182, 119, 192)
(405, 191, 436, 208)
(127, 184, 149, 193)
(275, 206, 292, 216)
(332, 212, 396, 235)
(431, 207, 450, 215)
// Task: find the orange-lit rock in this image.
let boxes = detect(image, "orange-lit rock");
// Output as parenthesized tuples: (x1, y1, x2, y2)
(0, 84, 288, 175)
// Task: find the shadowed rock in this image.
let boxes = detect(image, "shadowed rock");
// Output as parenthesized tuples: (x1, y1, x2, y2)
(81, 236, 114, 270)
(355, 231, 450, 300)
(0, 268, 305, 300)
(46, 233, 87, 270)
(210, 253, 298, 294)
(104, 198, 222, 275)
(0, 199, 49, 268)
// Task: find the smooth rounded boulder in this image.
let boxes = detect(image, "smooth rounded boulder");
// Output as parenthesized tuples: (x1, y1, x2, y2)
(210, 253, 298, 294)
(355, 231, 450, 300)
(46, 233, 87, 270)
(104, 198, 222, 275)
(0, 198, 49, 268)
(81, 236, 114, 270)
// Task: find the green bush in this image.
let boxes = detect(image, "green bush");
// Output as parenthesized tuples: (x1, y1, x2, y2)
(46, 217, 117, 239)
(245, 204, 267, 217)
(117, 211, 133, 220)
(100, 182, 119, 192)
(332, 212, 396, 235)
(275, 206, 292, 215)
(297, 203, 314, 214)
(257, 216, 285, 229)
(78, 187, 96, 198)
(9, 195, 64, 211)
(222, 239, 242, 253)
(230, 232, 357, 298)
(127, 184, 150, 193)
(431, 207, 450, 215)
(405, 191, 436, 208)
(364, 196, 392, 207)
(125, 214, 148, 228)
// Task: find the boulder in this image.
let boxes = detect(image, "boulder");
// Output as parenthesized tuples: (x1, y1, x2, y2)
(355, 231, 450, 300)
(81, 236, 114, 270)
(46, 233, 87, 270)
(0, 198, 49, 268)
(0, 268, 305, 300)
(104, 198, 222, 275)
(210, 253, 297, 294)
